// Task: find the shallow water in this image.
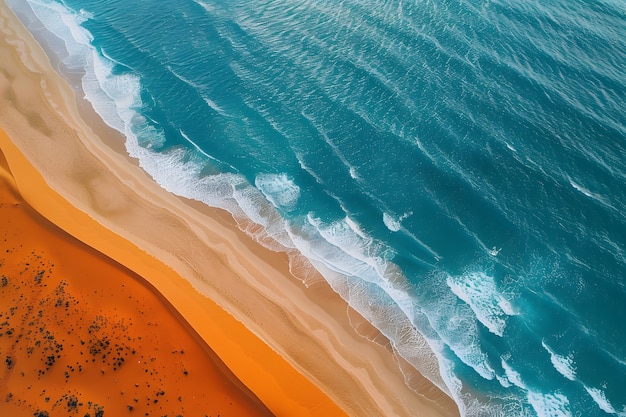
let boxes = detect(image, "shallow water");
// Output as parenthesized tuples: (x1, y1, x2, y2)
(8, 0, 626, 415)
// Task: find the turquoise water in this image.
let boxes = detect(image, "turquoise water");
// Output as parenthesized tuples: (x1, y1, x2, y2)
(8, 0, 626, 415)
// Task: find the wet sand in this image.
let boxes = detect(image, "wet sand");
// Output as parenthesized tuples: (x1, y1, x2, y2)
(0, 148, 273, 417)
(0, 2, 460, 416)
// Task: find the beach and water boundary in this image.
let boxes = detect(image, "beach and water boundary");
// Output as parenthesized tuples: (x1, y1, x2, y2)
(0, 2, 459, 416)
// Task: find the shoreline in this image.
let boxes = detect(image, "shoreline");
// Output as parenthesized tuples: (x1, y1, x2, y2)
(0, 2, 459, 416)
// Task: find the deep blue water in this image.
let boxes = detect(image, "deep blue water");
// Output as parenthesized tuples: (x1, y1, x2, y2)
(8, 0, 626, 415)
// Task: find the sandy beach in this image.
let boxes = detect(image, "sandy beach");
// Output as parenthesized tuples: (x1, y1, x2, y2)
(0, 2, 459, 416)
(0, 145, 273, 417)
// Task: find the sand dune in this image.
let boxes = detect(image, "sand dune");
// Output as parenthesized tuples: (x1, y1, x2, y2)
(0, 146, 273, 417)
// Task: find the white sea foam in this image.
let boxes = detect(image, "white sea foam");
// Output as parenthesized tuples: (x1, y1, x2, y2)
(501, 360, 526, 389)
(527, 391, 572, 417)
(280, 217, 450, 394)
(382, 211, 412, 232)
(383, 212, 402, 232)
(76, 8, 93, 22)
(496, 374, 513, 388)
(489, 246, 502, 256)
(442, 354, 537, 417)
(421, 274, 498, 382)
(541, 341, 576, 381)
(584, 386, 622, 415)
(11, 0, 91, 65)
(255, 173, 301, 212)
(505, 141, 517, 153)
(447, 271, 515, 337)
(14, 0, 157, 159)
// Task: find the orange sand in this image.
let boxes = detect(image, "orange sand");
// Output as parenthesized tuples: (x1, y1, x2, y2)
(0, 126, 346, 417)
(0, 2, 460, 416)
(0, 148, 274, 417)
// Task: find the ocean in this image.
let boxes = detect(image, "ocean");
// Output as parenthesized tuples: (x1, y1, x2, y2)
(6, 0, 626, 415)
